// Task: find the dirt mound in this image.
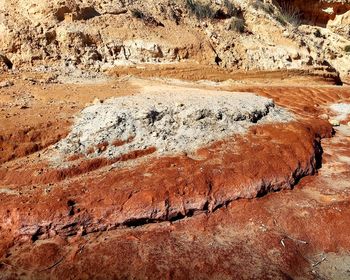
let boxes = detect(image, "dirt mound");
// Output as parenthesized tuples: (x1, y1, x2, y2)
(56, 89, 291, 160)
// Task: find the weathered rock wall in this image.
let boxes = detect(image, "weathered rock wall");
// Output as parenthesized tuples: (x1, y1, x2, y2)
(276, 0, 350, 26)
(0, 0, 349, 81)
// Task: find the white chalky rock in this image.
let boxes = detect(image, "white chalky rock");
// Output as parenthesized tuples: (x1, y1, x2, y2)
(57, 89, 293, 159)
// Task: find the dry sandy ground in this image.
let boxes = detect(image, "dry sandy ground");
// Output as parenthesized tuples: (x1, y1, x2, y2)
(0, 66, 350, 279)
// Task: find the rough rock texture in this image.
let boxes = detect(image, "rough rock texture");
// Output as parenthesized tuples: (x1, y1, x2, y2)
(0, 54, 12, 71)
(327, 9, 350, 38)
(276, 0, 350, 26)
(0, 0, 349, 81)
(4, 122, 350, 280)
(1, 72, 350, 278)
(0, 119, 331, 250)
(330, 103, 350, 120)
(57, 89, 291, 159)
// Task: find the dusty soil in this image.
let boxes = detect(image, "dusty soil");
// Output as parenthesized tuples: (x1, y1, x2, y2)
(0, 67, 350, 279)
(0, 72, 137, 164)
(109, 63, 344, 85)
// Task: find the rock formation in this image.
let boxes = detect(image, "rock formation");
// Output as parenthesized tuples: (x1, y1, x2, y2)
(57, 89, 291, 159)
(275, 0, 350, 26)
(1, 1, 350, 279)
(0, 0, 349, 82)
(327, 9, 350, 38)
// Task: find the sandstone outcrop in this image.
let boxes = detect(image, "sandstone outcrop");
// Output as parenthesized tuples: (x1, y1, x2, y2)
(276, 0, 350, 26)
(0, 0, 349, 81)
(327, 9, 350, 38)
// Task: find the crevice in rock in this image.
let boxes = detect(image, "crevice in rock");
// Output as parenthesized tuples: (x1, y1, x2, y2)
(314, 139, 324, 169)
(122, 218, 156, 228)
(67, 199, 77, 216)
(78, 7, 101, 20)
(215, 55, 222, 66)
(0, 54, 13, 70)
(169, 212, 186, 222)
(211, 200, 232, 212)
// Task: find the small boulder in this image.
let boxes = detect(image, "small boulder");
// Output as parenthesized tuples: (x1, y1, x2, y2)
(318, 113, 329, 120)
(0, 80, 14, 88)
(329, 119, 340, 126)
(92, 97, 102, 105)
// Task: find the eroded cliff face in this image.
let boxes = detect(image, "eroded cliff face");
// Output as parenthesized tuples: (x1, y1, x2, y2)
(0, 0, 349, 82)
(327, 9, 350, 38)
(276, 0, 350, 26)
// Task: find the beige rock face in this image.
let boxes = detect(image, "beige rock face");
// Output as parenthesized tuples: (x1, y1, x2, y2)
(0, 0, 349, 82)
(17, 0, 52, 22)
(275, 0, 350, 25)
(327, 10, 350, 38)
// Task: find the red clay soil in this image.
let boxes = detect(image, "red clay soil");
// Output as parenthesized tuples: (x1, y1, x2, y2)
(1, 122, 350, 279)
(0, 71, 350, 279)
(0, 72, 136, 164)
(0, 122, 69, 164)
(226, 85, 350, 120)
(0, 119, 331, 244)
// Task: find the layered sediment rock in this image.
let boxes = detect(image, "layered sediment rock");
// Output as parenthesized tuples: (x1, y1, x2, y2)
(327, 10, 350, 38)
(0, 120, 331, 245)
(276, 0, 350, 26)
(0, 0, 349, 81)
(0, 86, 332, 251)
